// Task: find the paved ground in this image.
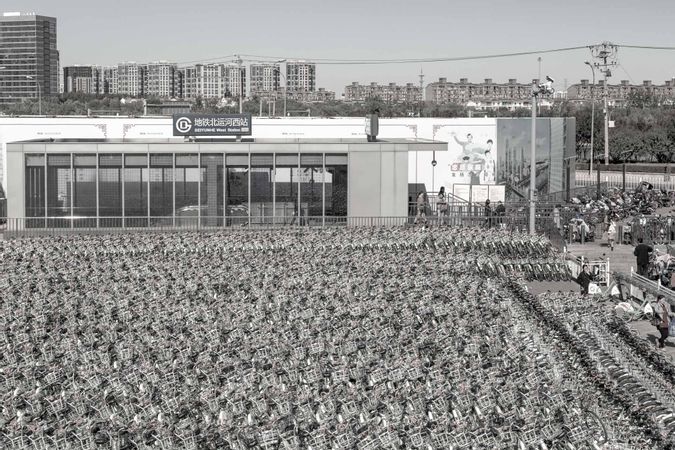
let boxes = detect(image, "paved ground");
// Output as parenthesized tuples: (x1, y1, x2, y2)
(559, 236, 675, 360)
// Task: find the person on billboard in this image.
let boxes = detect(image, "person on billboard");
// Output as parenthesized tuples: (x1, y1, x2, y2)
(480, 141, 496, 184)
(450, 132, 484, 162)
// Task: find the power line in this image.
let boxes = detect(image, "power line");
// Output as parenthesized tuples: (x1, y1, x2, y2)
(173, 43, 675, 68)
(618, 45, 675, 50)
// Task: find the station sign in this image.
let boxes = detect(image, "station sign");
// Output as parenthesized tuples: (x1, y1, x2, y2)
(173, 114, 252, 136)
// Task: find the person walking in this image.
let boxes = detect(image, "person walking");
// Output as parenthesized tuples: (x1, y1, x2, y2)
(654, 295, 673, 349)
(607, 219, 617, 252)
(576, 264, 594, 296)
(437, 187, 448, 226)
(414, 192, 427, 226)
(634, 238, 653, 277)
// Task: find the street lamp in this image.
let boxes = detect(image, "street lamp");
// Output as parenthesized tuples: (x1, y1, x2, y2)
(530, 75, 555, 235)
(584, 61, 596, 175)
(26, 75, 42, 116)
(274, 59, 287, 117)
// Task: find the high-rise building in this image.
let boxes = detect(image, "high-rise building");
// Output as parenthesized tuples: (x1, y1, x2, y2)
(250, 63, 281, 98)
(98, 67, 116, 95)
(116, 62, 144, 97)
(195, 64, 226, 99)
(225, 64, 246, 98)
(63, 66, 99, 94)
(144, 61, 177, 98)
(0, 12, 59, 105)
(286, 61, 315, 93)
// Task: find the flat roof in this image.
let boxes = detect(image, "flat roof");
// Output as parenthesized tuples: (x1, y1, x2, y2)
(9, 138, 444, 145)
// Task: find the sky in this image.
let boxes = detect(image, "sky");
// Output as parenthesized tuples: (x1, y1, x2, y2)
(4, 0, 675, 95)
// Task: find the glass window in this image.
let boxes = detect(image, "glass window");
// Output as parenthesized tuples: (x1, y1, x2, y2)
(46, 154, 71, 228)
(274, 154, 298, 223)
(250, 154, 273, 224)
(200, 154, 224, 227)
(25, 154, 45, 228)
(149, 154, 173, 226)
(73, 154, 97, 228)
(325, 154, 348, 217)
(300, 154, 323, 222)
(99, 154, 123, 226)
(226, 154, 248, 226)
(175, 153, 199, 227)
(124, 154, 148, 227)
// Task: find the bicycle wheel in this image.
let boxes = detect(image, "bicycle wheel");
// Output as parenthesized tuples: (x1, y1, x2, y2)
(582, 409, 609, 445)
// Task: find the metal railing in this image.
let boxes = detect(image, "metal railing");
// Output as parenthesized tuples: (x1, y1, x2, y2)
(566, 253, 611, 286)
(577, 171, 675, 192)
(1, 214, 567, 240)
(614, 270, 675, 308)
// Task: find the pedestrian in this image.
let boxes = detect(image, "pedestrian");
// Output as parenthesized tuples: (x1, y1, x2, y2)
(607, 219, 617, 251)
(576, 264, 594, 296)
(414, 192, 427, 226)
(633, 238, 653, 277)
(437, 186, 448, 225)
(495, 201, 506, 229)
(484, 199, 493, 228)
(654, 294, 673, 349)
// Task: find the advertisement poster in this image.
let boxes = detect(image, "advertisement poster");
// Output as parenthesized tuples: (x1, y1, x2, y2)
(472, 185, 489, 204)
(453, 184, 471, 202)
(446, 127, 497, 192)
(487, 185, 506, 203)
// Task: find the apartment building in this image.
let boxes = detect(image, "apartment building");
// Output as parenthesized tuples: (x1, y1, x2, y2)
(250, 63, 281, 98)
(63, 66, 99, 94)
(286, 61, 316, 93)
(0, 12, 59, 104)
(425, 78, 538, 106)
(116, 62, 144, 97)
(144, 61, 177, 98)
(225, 64, 246, 98)
(567, 78, 675, 105)
(344, 82, 422, 103)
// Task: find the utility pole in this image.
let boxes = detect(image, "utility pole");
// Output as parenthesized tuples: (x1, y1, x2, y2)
(418, 68, 425, 117)
(590, 42, 618, 166)
(235, 54, 244, 114)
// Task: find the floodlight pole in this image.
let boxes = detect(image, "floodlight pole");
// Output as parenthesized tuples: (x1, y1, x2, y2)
(585, 61, 596, 174)
(530, 86, 537, 236)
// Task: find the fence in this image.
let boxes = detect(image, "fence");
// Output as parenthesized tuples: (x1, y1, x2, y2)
(613, 270, 675, 308)
(576, 170, 675, 192)
(539, 183, 609, 203)
(565, 253, 611, 286)
(1, 213, 566, 243)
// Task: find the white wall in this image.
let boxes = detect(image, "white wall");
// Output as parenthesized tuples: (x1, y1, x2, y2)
(0, 116, 502, 195)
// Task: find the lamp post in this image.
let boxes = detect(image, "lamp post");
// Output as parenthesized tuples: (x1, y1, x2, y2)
(274, 59, 287, 117)
(530, 76, 555, 235)
(26, 75, 42, 116)
(584, 61, 596, 175)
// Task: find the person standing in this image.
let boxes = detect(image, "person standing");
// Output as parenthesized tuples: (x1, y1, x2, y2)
(495, 201, 506, 229)
(484, 199, 493, 228)
(576, 264, 594, 296)
(634, 238, 653, 277)
(607, 219, 617, 252)
(654, 295, 673, 349)
(437, 187, 448, 225)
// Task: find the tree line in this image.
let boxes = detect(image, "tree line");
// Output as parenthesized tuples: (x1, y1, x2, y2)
(2, 91, 674, 163)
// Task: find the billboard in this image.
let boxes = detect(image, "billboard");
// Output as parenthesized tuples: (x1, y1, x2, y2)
(172, 114, 252, 136)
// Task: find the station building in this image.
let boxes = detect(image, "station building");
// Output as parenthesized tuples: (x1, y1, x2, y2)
(0, 116, 575, 230)
(6, 138, 443, 228)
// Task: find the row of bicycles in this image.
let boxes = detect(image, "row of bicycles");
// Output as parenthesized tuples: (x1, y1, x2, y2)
(0, 227, 672, 449)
